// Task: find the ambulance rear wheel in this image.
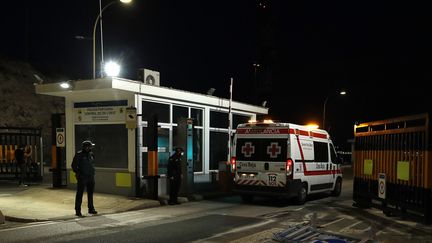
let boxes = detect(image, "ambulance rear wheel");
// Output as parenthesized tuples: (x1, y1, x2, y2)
(241, 195, 254, 203)
(296, 183, 307, 205)
(331, 178, 342, 197)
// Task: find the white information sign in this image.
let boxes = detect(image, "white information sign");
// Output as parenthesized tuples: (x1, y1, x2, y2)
(378, 173, 386, 199)
(74, 101, 127, 123)
(56, 128, 65, 147)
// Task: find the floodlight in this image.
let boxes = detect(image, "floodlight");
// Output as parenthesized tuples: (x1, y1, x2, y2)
(104, 61, 121, 77)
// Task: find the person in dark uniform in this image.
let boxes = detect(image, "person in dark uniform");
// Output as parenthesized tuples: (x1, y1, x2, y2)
(167, 147, 183, 205)
(71, 140, 98, 217)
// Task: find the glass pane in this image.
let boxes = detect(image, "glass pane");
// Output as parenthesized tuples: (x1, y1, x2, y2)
(233, 114, 251, 128)
(191, 108, 203, 126)
(235, 138, 287, 162)
(210, 131, 228, 170)
(142, 101, 170, 123)
(75, 124, 128, 168)
(313, 141, 329, 162)
(210, 111, 228, 128)
(193, 128, 203, 172)
(173, 105, 188, 124)
(157, 128, 170, 175)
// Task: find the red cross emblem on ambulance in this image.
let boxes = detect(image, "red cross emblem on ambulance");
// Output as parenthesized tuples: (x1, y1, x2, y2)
(267, 142, 281, 158)
(241, 142, 255, 157)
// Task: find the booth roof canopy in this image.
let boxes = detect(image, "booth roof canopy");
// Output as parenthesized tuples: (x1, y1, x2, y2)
(35, 77, 268, 115)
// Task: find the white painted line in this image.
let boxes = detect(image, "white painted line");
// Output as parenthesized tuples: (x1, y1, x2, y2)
(340, 221, 362, 232)
(320, 217, 345, 227)
(195, 219, 275, 241)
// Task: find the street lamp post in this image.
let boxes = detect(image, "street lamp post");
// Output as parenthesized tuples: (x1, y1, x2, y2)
(322, 90, 346, 130)
(93, 0, 132, 79)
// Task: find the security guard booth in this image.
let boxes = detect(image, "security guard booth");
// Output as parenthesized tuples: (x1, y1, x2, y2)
(35, 77, 268, 196)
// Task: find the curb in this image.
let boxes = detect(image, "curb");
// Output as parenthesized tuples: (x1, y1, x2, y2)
(3, 201, 163, 223)
(4, 215, 46, 223)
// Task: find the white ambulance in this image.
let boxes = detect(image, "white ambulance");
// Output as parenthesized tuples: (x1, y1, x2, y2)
(231, 121, 343, 204)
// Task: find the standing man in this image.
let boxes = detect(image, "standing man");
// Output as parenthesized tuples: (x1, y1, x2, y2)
(167, 147, 183, 205)
(72, 140, 98, 217)
(14, 144, 27, 187)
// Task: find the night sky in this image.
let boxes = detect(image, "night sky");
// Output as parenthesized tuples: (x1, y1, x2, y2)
(1, 0, 430, 149)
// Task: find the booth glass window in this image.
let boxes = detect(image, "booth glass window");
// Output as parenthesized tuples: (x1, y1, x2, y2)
(191, 108, 203, 126)
(233, 114, 251, 128)
(209, 131, 228, 170)
(173, 105, 188, 124)
(142, 127, 170, 175)
(75, 124, 128, 168)
(172, 123, 203, 173)
(193, 128, 203, 172)
(157, 127, 170, 175)
(210, 111, 228, 128)
(142, 101, 169, 123)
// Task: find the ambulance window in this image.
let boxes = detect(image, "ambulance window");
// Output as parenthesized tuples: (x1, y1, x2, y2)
(236, 138, 287, 162)
(330, 144, 338, 163)
(313, 141, 329, 162)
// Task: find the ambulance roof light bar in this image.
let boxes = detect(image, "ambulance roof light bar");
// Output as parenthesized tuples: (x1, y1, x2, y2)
(305, 124, 319, 131)
(247, 119, 274, 124)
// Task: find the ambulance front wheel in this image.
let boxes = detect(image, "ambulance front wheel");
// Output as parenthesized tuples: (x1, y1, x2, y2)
(296, 183, 307, 205)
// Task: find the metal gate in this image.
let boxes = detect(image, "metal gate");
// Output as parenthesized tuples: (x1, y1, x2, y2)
(0, 127, 43, 181)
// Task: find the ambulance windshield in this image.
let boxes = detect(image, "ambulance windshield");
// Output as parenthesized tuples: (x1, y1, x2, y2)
(236, 138, 287, 162)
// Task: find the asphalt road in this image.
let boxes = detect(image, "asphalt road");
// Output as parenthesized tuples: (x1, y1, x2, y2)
(1, 178, 431, 243)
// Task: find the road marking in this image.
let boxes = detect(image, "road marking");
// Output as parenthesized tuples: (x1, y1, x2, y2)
(194, 219, 275, 241)
(320, 217, 345, 227)
(339, 221, 362, 232)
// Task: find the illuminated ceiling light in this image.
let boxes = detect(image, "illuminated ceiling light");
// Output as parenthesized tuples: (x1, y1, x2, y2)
(104, 61, 121, 77)
(340, 91, 347, 95)
(60, 82, 71, 89)
(120, 0, 132, 3)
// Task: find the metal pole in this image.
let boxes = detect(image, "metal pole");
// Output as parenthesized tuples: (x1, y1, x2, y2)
(99, 0, 105, 78)
(92, 1, 117, 79)
(323, 96, 329, 130)
(228, 78, 233, 164)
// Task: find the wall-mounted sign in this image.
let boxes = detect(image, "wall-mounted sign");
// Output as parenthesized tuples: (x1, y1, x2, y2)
(56, 128, 65, 147)
(74, 100, 127, 123)
(125, 106, 137, 129)
(378, 173, 386, 199)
